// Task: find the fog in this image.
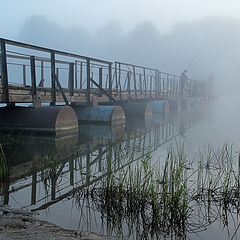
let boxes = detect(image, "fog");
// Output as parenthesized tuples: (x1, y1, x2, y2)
(16, 15, 240, 96)
(8, 14, 240, 148)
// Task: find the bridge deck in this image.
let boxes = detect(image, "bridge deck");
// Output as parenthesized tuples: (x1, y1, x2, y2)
(0, 83, 180, 103)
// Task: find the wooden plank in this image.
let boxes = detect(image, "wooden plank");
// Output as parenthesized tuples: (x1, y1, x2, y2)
(8, 89, 31, 95)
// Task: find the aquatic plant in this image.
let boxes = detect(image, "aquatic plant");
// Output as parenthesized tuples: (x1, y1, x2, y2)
(74, 143, 240, 239)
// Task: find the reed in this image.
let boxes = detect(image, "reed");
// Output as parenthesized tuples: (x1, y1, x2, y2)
(73, 142, 240, 239)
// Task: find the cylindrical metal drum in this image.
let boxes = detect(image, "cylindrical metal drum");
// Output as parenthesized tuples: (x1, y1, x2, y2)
(121, 102, 152, 121)
(72, 105, 125, 125)
(0, 106, 78, 136)
(167, 99, 181, 113)
(151, 100, 169, 115)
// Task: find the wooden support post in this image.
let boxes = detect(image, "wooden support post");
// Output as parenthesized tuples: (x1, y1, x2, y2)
(22, 65, 26, 86)
(86, 59, 91, 104)
(75, 61, 78, 89)
(173, 76, 176, 97)
(108, 63, 112, 100)
(150, 75, 152, 97)
(118, 63, 122, 100)
(91, 72, 94, 88)
(68, 62, 74, 96)
(30, 56, 37, 98)
(163, 77, 165, 99)
(159, 72, 162, 97)
(127, 71, 131, 96)
(99, 67, 102, 97)
(133, 66, 137, 99)
(139, 74, 143, 94)
(80, 62, 83, 89)
(169, 78, 172, 98)
(143, 68, 147, 97)
(40, 60, 44, 86)
(154, 70, 158, 98)
(50, 51, 56, 106)
(0, 39, 9, 103)
(176, 80, 180, 97)
(56, 68, 59, 78)
(115, 62, 118, 92)
(167, 75, 169, 98)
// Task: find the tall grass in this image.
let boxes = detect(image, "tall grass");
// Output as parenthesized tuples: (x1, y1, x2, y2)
(77, 145, 191, 238)
(74, 143, 240, 239)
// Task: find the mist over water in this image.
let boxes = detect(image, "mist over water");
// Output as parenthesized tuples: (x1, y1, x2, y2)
(2, 12, 240, 240)
(17, 15, 240, 96)
(16, 14, 240, 149)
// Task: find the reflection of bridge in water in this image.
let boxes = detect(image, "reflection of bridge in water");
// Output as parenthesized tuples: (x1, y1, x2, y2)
(0, 112, 198, 210)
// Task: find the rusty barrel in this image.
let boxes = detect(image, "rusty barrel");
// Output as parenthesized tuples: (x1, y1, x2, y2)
(72, 105, 126, 125)
(0, 106, 78, 136)
(121, 102, 152, 121)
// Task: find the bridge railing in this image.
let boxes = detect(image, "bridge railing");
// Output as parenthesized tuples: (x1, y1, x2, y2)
(0, 38, 114, 105)
(0, 38, 208, 105)
(114, 61, 182, 100)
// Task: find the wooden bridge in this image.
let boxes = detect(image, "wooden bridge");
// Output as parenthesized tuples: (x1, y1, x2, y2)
(0, 38, 209, 107)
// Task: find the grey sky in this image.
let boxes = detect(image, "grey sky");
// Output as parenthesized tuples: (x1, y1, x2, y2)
(2, 0, 240, 95)
(2, 0, 240, 37)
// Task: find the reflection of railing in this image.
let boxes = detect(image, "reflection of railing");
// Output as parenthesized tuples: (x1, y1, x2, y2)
(1, 114, 195, 209)
(0, 38, 208, 105)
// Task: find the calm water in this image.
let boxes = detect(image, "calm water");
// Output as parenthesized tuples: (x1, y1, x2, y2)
(1, 97, 240, 239)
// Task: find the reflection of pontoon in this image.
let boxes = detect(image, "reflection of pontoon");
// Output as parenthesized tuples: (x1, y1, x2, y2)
(0, 113, 196, 210)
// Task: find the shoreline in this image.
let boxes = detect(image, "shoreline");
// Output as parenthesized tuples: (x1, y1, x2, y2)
(0, 206, 115, 240)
